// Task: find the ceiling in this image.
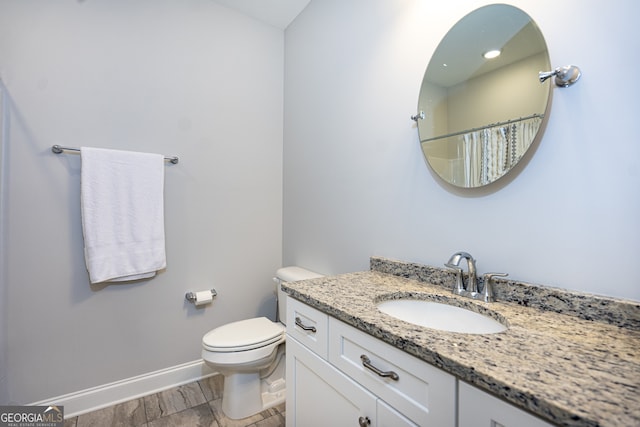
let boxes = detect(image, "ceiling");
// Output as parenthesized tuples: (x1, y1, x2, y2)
(211, 0, 311, 29)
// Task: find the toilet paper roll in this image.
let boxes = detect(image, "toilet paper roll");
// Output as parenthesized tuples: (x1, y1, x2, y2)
(194, 290, 213, 306)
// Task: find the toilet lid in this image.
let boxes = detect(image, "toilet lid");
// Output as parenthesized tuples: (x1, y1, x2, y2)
(202, 317, 284, 352)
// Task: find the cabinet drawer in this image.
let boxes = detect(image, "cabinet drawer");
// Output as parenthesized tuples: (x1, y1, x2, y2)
(286, 297, 329, 360)
(328, 317, 456, 427)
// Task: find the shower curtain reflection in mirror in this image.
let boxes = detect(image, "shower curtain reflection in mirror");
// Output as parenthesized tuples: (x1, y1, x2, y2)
(423, 115, 542, 187)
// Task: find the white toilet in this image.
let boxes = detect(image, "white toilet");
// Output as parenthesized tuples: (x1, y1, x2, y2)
(201, 266, 323, 420)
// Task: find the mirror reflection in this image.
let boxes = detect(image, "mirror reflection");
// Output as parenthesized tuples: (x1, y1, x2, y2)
(417, 4, 551, 188)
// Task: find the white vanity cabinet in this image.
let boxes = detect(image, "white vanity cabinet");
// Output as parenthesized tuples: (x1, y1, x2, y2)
(286, 297, 556, 427)
(286, 297, 456, 427)
(287, 338, 416, 427)
(458, 382, 554, 427)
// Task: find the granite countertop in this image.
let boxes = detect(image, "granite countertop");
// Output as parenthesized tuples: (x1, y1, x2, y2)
(281, 259, 640, 427)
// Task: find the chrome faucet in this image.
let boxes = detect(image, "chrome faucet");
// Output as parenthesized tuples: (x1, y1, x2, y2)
(445, 251, 478, 295)
(445, 252, 508, 302)
(481, 272, 509, 303)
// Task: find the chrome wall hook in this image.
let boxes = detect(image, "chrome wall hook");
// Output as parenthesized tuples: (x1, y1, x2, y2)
(539, 65, 581, 87)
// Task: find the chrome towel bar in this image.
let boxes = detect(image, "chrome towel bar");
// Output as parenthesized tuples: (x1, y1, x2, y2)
(51, 144, 179, 164)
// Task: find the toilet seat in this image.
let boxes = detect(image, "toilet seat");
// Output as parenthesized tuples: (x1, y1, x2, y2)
(203, 317, 284, 352)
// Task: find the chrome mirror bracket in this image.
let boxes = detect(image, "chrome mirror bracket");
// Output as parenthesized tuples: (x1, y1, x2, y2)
(539, 65, 581, 87)
(411, 111, 425, 122)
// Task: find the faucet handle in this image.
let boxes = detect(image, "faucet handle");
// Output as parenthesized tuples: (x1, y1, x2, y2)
(480, 272, 509, 303)
(444, 263, 465, 295)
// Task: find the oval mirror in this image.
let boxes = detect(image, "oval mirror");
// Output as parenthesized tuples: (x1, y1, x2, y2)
(417, 4, 551, 188)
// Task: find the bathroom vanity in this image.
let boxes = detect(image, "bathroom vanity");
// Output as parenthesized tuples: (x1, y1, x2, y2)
(283, 258, 640, 427)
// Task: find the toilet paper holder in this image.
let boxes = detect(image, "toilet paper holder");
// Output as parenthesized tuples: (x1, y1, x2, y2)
(185, 289, 217, 304)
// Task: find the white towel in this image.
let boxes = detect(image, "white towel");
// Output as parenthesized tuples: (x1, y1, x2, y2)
(80, 147, 166, 284)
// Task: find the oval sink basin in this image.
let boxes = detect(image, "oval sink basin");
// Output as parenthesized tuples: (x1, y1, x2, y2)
(377, 299, 507, 334)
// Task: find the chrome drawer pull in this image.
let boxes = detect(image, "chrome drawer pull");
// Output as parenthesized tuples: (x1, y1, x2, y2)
(360, 354, 399, 381)
(295, 317, 317, 333)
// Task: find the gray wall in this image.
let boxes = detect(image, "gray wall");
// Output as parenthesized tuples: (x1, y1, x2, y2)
(0, 78, 8, 405)
(3, 0, 640, 409)
(0, 1, 283, 404)
(283, 0, 640, 301)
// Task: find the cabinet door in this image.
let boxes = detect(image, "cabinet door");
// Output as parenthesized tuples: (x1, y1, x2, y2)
(286, 336, 377, 427)
(378, 399, 418, 427)
(458, 382, 554, 427)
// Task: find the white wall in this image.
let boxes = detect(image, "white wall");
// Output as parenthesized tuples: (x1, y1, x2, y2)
(283, 0, 640, 301)
(0, 0, 283, 404)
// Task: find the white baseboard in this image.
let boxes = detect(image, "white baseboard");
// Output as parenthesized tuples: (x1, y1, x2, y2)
(29, 359, 217, 418)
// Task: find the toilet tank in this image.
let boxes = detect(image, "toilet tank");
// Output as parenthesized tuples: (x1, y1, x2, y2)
(275, 266, 323, 324)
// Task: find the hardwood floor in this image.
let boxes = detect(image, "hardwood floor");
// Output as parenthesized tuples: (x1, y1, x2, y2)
(63, 375, 285, 427)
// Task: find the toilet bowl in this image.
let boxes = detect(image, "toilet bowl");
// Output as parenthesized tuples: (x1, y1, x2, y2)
(201, 266, 323, 420)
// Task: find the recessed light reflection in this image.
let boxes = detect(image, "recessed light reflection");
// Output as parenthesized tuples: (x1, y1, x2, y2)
(483, 49, 501, 59)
